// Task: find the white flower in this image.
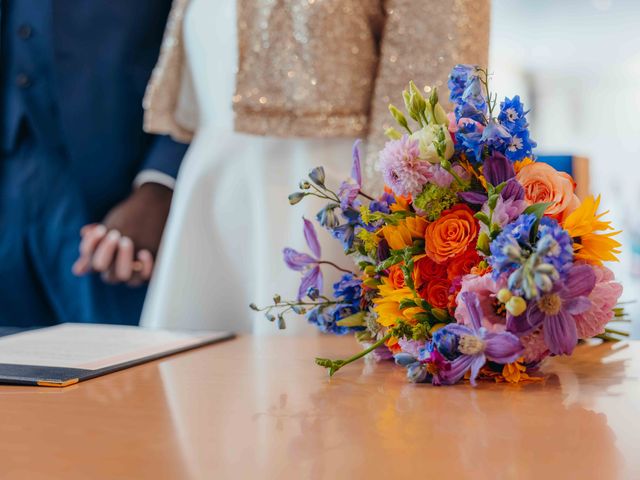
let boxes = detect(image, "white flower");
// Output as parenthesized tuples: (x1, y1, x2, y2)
(410, 125, 454, 164)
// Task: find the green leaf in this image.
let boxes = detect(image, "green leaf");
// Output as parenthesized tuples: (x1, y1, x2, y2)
(399, 298, 418, 310)
(523, 202, 552, 219)
(474, 211, 491, 226)
(376, 255, 402, 272)
(523, 202, 553, 240)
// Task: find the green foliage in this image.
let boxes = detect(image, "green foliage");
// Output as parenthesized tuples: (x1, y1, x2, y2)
(413, 183, 460, 220)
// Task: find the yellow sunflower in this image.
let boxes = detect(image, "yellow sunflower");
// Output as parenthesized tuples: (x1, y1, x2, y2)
(562, 195, 621, 265)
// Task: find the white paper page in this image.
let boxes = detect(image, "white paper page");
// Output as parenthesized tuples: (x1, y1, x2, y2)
(0, 324, 230, 370)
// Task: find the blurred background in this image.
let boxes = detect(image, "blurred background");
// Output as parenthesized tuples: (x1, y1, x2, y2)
(490, 0, 640, 335)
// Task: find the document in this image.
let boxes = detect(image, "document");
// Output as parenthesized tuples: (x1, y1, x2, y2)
(0, 323, 234, 387)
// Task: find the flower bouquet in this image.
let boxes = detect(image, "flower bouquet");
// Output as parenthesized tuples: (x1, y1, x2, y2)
(251, 65, 625, 386)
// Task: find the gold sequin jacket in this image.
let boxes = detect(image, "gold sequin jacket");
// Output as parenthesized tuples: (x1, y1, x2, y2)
(144, 0, 490, 174)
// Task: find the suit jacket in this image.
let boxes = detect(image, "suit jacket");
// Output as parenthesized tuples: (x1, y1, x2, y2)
(0, 0, 188, 219)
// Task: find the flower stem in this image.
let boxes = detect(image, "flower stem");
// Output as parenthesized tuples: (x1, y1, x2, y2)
(309, 182, 341, 203)
(604, 327, 629, 337)
(358, 190, 375, 201)
(317, 260, 353, 274)
(315, 332, 392, 376)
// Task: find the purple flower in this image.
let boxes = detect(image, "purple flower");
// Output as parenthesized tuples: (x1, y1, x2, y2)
(337, 181, 360, 210)
(298, 266, 323, 301)
(376, 135, 430, 197)
(303, 217, 321, 258)
(283, 218, 324, 300)
(479, 195, 527, 235)
(509, 264, 595, 355)
(351, 139, 363, 186)
(484, 151, 515, 186)
(501, 178, 525, 201)
(337, 141, 364, 210)
(282, 248, 315, 271)
(435, 292, 524, 386)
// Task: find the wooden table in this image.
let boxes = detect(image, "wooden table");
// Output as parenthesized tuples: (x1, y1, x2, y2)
(0, 335, 638, 479)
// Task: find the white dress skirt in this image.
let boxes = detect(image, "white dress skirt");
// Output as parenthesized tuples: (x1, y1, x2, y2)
(140, 0, 355, 334)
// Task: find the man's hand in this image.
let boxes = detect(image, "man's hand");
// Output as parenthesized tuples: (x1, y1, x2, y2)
(72, 183, 173, 285)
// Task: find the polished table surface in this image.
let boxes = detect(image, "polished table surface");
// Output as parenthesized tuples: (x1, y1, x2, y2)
(0, 335, 639, 480)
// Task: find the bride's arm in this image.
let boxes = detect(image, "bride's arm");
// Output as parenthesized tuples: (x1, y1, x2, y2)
(143, 0, 195, 143)
(364, 0, 491, 188)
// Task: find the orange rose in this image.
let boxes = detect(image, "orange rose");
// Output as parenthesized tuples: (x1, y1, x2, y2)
(425, 204, 478, 264)
(516, 162, 580, 220)
(447, 248, 481, 281)
(388, 265, 406, 289)
(412, 255, 448, 289)
(419, 278, 451, 309)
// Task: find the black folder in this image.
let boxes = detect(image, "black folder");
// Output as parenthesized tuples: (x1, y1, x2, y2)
(0, 324, 234, 387)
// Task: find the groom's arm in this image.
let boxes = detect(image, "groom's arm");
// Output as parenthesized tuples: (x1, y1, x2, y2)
(73, 134, 189, 285)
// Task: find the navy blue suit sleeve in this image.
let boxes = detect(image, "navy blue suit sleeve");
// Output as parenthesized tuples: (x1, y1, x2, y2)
(142, 135, 189, 179)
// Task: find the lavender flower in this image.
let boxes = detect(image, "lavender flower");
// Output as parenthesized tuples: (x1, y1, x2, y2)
(508, 264, 595, 355)
(337, 141, 364, 210)
(435, 292, 523, 386)
(283, 218, 324, 300)
(376, 135, 430, 197)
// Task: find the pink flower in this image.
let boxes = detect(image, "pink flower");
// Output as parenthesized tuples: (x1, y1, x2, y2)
(455, 274, 507, 332)
(398, 338, 426, 358)
(427, 163, 470, 189)
(376, 136, 430, 197)
(574, 265, 623, 339)
(479, 195, 527, 235)
(520, 329, 549, 364)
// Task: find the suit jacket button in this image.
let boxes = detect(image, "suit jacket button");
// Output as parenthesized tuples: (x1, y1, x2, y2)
(17, 24, 33, 39)
(16, 74, 31, 88)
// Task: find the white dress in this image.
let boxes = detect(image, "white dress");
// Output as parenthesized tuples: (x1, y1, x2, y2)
(140, 0, 354, 333)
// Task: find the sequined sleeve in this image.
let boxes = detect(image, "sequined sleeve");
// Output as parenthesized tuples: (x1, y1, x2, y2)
(143, 0, 194, 143)
(364, 0, 491, 189)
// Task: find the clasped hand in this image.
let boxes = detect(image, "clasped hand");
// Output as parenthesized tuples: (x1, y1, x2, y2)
(72, 183, 173, 286)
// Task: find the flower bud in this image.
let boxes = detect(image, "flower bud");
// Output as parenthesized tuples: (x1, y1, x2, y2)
(506, 296, 527, 316)
(384, 127, 403, 140)
(389, 104, 410, 132)
(309, 166, 325, 186)
(433, 102, 449, 125)
(406, 362, 428, 383)
(395, 353, 418, 367)
(496, 288, 512, 304)
(476, 232, 490, 255)
(288, 192, 305, 205)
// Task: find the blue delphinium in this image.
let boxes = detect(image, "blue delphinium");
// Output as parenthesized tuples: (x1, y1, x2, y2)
(504, 129, 536, 161)
(448, 64, 477, 103)
(306, 306, 350, 335)
(333, 274, 362, 307)
(536, 217, 574, 275)
(455, 121, 484, 161)
(331, 208, 361, 251)
(488, 214, 537, 278)
(498, 96, 528, 132)
(306, 274, 364, 335)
